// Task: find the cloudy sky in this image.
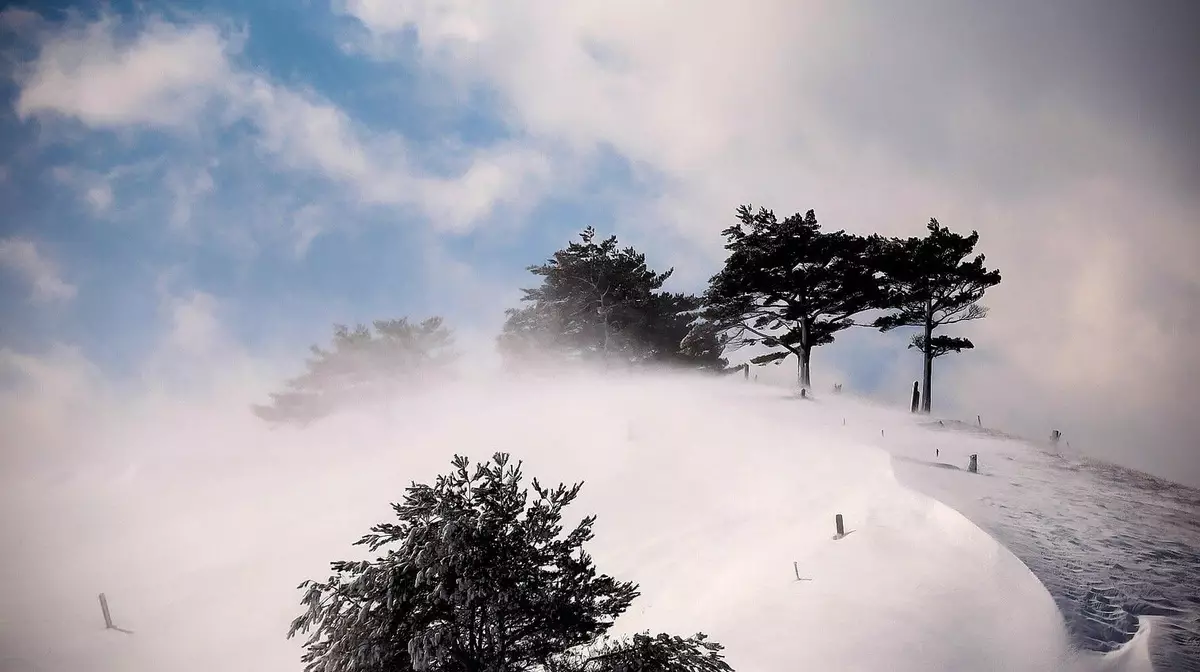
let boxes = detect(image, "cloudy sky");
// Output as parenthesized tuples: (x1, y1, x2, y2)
(0, 1, 1197, 485)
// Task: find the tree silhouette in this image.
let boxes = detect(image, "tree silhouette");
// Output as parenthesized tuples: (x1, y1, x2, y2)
(873, 219, 1001, 413)
(253, 317, 456, 425)
(499, 227, 726, 371)
(704, 206, 879, 391)
(288, 453, 734, 672)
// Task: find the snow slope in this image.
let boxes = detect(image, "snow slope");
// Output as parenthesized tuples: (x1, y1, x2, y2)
(0, 374, 1138, 671)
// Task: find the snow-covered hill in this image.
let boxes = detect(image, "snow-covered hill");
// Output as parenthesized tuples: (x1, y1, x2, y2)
(0, 374, 1163, 671)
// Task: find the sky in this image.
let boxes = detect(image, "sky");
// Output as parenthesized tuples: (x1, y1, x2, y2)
(0, 1, 1198, 485)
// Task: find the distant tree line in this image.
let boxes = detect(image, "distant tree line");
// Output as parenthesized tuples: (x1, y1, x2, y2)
(254, 207, 1000, 424)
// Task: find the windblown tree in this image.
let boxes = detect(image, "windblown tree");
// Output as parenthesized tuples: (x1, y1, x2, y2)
(288, 453, 735, 672)
(704, 206, 881, 391)
(872, 219, 1002, 413)
(499, 227, 727, 371)
(641, 291, 730, 372)
(253, 317, 457, 425)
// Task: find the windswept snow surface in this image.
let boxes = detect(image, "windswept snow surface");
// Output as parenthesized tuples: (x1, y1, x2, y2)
(0, 374, 1141, 671)
(813, 396, 1198, 671)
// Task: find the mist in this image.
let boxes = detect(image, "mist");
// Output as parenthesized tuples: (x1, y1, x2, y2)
(0, 346, 1152, 671)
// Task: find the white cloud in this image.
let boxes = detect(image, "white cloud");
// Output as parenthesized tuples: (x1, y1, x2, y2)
(288, 203, 326, 259)
(163, 290, 223, 356)
(335, 1, 1200, 481)
(14, 15, 235, 130)
(0, 237, 77, 303)
(84, 182, 113, 212)
(165, 163, 216, 232)
(12, 11, 556, 234)
(50, 164, 135, 216)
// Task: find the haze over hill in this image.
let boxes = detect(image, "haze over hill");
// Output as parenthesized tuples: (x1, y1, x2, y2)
(0, 368, 1166, 672)
(1, 1, 1198, 487)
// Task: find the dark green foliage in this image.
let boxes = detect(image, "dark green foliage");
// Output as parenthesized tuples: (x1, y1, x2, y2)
(704, 206, 880, 390)
(288, 454, 734, 672)
(499, 227, 727, 372)
(872, 219, 1001, 412)
(253, 317, 457, 425)
(549, 632, 733, 672)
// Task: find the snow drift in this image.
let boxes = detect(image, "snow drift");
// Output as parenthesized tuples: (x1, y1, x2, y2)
(0, 372, 1136, 671)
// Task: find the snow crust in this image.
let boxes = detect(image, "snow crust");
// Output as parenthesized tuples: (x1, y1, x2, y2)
(0, 374, 1148, 671)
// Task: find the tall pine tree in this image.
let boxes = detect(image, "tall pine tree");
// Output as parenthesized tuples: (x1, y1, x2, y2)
(872, 219, 1002, 413)
(704, 206, 879, 391)
(499, 227, 726, 371)
(288, 453, 735, 672)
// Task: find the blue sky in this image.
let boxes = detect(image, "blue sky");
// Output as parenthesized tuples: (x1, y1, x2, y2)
(0, 1, 1197, 484)
(0, 1, 664, 374)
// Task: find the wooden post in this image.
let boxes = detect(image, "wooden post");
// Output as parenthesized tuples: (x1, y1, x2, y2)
(794, 561, 800, 580)
(977, 415, 982, 427)
(835, 514, 844, 537)
(99, 593, 113, 629)
(968, 454, 978, 473)
(910, 381, 920, 413)
(743, 364, 749, 380)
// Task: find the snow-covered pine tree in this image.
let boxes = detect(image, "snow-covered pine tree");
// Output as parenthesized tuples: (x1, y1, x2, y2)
(287, 453, 734, 672)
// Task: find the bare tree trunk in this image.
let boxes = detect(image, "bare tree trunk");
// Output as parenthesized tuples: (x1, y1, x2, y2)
(921, 299, 933, 414)
(800, 346, 812, 391)
(798, 316, 812, 391)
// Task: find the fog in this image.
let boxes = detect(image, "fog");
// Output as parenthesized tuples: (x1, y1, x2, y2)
(0, 355, 1152, 671)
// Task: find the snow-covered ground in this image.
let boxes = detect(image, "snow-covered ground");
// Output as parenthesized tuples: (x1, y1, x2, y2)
(0, 373, 1165, 671)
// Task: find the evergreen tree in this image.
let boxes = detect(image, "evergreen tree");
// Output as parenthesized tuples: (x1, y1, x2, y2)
(872, 219, 1002, 413)
(704, 206, 879, 391)
(288, 453, 734, 672)
(499, 228, 726, 371)
(254, 317, 456, 425)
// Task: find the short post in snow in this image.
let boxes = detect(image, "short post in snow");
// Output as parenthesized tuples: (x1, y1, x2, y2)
(1050, 429, 1061, 444)
(834, 513, 845, 538)
(743, 364, 749, 381)
(99, 593, 114, 629)
(968, 454, 978, 473)
(910, 381, 920, 413)
(977, 415, 982, 427)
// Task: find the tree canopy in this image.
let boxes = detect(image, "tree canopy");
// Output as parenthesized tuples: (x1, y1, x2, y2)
(253, 317, 457, 425)
(499, 227, 727, 372)
(872, 219, 1002, 412)
(287, 453, 734, 672)
(704, 206, 880, 390)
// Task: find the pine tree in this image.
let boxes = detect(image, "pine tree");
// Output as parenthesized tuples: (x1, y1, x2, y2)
(254, 317, 457, 425)
(872, 219, 1002, 413)
(704, 206, 880, 391)
(499, 228, 726, 372)
(288, 453, 734, 672)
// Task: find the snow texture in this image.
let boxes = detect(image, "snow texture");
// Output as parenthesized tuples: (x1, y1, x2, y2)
(0, 373, 1162, 671)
